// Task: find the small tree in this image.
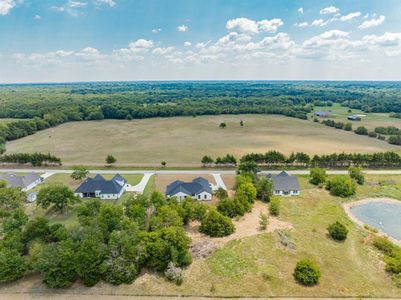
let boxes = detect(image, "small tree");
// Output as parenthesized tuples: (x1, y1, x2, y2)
(238, 161, 258, 174)
(217, 198, 245, 218)
(219, 122, 226, 129)
(269, 198, 280, 216)
(309, 168, 327, 185)
(71, 166, 89, 182)
(259, 212, 268, 230)
(201, 155, 214, 167)
(354, 126, 368, 135)
(327, 221, 348, 241)
(293, 259, 321, 286)
(0, 249, 27, 283)
(199, 209, 235, 237)
(214, 187, 228, 199)
(106, 154, 116, 165)
(343, 123, 353, 131)
(326, 176, 356, 197)
(37, 184, 79, 213)
(348, 166, 364, 185)
(161, 161, 167, 167)
(240, 120, 244, 127)
(256, 178, 273, 202)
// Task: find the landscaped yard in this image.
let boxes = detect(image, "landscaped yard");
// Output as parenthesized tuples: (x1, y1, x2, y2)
(6, 115, 400, 166)
(5, 174, 400, 297)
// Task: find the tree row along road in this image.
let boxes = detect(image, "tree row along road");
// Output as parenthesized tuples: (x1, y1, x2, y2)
(1, 168, 401, 175)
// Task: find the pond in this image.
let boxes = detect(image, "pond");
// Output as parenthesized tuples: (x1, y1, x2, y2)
(350, 201, 401, 241)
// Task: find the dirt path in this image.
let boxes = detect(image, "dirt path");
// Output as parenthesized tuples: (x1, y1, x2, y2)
(186, 201, 293, 248)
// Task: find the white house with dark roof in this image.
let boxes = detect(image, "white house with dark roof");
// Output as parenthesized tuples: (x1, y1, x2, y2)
(75, 174, 129, 200)
(268, 171, 300, 196)
(0, 172, 43, 192)
(166, 177, 212, 201)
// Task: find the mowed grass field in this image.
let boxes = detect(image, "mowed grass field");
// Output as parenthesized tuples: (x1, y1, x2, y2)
(6, 115, 400, 166)
(4, 175, 401, 297)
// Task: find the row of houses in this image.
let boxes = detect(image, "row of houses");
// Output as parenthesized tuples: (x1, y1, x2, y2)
(0, 171, 301, 203)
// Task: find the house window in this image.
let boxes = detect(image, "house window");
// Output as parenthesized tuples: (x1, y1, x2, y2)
(198, 195, 201, 199)
(204, 194, 207, 199)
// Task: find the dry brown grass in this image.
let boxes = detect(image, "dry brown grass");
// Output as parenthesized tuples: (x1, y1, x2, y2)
(6, 115, 399, 166)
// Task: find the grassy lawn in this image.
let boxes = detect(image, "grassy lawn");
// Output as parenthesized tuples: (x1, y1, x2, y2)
(6, 115, 400, 166)
(313, 104, 401, 132)
(8, 174, 400, 297)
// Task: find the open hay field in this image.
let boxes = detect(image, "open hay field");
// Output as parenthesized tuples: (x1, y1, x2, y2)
(4, 175, 401, 298)
(6, 115, 400, 166)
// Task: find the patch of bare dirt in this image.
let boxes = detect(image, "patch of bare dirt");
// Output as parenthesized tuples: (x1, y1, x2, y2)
(185, 201, 293, 257)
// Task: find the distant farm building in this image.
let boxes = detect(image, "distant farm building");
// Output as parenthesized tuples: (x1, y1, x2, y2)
(314, 111, 332, 118)
(347, 115, 362, 121)
(166, 177, 212, 201)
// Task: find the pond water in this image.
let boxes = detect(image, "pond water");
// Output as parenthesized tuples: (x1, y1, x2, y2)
(350, 202, 401, 241)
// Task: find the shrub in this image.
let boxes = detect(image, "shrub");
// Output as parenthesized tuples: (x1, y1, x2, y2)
(327, 221, 348, 241)
(214, 187, 228, 199)
(326, 176, 356, 197)
(343, 123, 352, 131)
(354, 126, 368, 135)
(348, 166, 365, 185)
(217, 198, 245, 218)
(269, 198, 280, 216)
(259, 212, 268, 230)
(309, 168, 327, 185)
(256, 178, 273, 202)
(368, 131, 378, 138)
(164, 262, 184, 285)
(0, 249, 27, 283)
(293, 259, 321, 286)
(199, 209, 235, 237)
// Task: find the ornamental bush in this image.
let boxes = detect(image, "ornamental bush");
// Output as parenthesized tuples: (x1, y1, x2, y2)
(217, 198, 245, 218)
(293, 259, 321, 286)
(327, 221, 348, 241)
(309, 168, 327, 185)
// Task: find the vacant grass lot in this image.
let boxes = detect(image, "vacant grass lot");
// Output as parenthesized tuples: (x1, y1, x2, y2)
(3, 175, 400, 297)
(6, 115, 400, 166)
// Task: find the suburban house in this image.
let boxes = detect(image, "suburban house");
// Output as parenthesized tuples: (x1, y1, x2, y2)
(75, 174, 129, 200)
(166, 177, 213, 201)
(314, 111, 332, 118)
(268, 171, 300, 196)
(0, 172, 43, 191)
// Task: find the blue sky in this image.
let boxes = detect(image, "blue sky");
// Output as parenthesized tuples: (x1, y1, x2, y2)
(1, 0, 401, 82)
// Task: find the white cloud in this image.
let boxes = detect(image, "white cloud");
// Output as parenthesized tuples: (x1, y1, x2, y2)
(177, 25, 188, 32)
(340, 12, 361, 22)
(320, 6, 340, 15)
(358, 15, 385, 29)
(0, 0, 16, 15)
(311, 19, 326, 27)
(226, 17, 283, 34)
(298, 7, 304, 14)
(152, 47, 174, 55)
(75, 47, 105, 62)
(52, 1, 88, 17)
(12, 50, 74, 64)
(295, 22, 309, 28)
(112, 39, 154, 61)
(152, 28, 161, 33)
(34, 14, 41, 20)
(93, 0, 116, 7)
(184, 41, 192, 47)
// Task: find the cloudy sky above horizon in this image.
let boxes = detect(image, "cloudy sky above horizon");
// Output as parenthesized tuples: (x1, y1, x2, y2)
(1, 0, 401, 83)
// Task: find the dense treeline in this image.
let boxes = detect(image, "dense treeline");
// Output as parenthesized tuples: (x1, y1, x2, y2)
(0, 153, 61, 166)
(235, 150, 401, 168)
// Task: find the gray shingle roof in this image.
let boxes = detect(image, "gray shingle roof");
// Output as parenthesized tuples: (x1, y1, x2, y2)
(75, 174, 126, 195)
(166, 177, 212, 196)
(270, 171, 300, 191)
(0, 172, 41, 189)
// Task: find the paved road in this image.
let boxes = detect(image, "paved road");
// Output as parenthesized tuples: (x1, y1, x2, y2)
(3, 168, 401, 175)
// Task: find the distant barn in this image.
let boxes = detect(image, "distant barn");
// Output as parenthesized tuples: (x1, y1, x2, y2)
(314, 111, 332, 118)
